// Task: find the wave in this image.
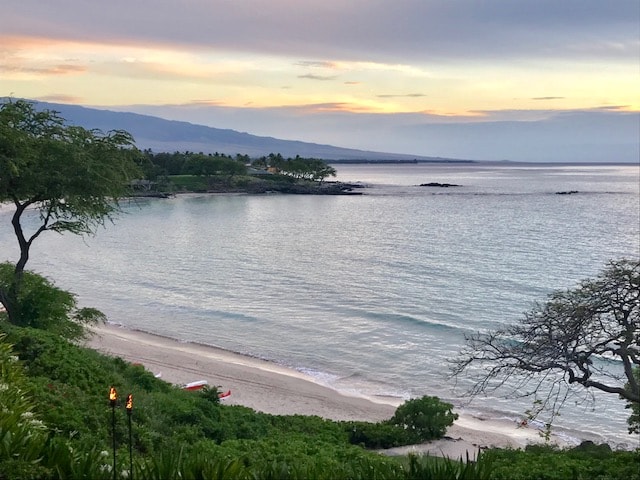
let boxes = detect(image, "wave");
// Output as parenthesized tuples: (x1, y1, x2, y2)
(138, 299, 263, 324)
(364, 310, 472, 335)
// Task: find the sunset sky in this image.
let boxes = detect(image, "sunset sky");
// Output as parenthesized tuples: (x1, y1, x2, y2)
(2, 0, 639, 162)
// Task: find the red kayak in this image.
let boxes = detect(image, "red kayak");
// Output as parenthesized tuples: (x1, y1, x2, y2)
(182, 380, 208, 391)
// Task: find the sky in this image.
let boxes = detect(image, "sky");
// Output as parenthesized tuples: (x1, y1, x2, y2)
(1, 0, 639, 162)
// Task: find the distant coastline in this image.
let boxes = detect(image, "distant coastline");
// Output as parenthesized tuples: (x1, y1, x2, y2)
(327, 158, 476, 164)
(328, 159, 639, 166)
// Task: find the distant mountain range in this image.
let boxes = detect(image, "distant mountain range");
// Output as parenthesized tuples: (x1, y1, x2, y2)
(33, 101, 463, 162)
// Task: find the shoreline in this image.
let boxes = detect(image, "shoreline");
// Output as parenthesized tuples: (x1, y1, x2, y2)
(85, 322, 577, 459)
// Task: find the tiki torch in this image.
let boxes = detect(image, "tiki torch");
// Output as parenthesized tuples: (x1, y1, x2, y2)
(126, 394, 133, 479)
(109, 387, 117, 480)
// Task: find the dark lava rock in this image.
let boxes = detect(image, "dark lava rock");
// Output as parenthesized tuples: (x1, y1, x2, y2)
(419, 182, 461, 188)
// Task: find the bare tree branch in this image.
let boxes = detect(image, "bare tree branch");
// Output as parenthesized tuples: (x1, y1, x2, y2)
(451, 260, 640, 426)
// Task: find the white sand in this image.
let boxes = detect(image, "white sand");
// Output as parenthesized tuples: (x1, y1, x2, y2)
(85, 323, 572, 459)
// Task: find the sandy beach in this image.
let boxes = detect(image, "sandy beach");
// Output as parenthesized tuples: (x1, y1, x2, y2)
(85, 322, 572, 460)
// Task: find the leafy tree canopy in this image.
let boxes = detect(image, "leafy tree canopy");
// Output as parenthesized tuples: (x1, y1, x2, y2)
(388, 395, 458, 441)
(0, 98, 142, 324)
(253, 153, 337, 183)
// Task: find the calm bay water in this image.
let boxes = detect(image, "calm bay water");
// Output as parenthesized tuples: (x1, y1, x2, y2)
(1, 163, 639, 448)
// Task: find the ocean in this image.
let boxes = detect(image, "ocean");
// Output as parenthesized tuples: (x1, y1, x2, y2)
(1, 163, 638, 448)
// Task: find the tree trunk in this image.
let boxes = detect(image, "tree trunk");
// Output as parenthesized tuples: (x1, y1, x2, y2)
(3, 202, 32, 325)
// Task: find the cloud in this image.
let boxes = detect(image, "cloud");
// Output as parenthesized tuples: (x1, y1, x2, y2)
(288, 102, 379, 113)
(377, 93, 426, 98)
(297, 74, 338, 81)
(295, 60, 337, 69)
(1, 63, 86, 75)
(3, 1, 637, 64)
(182, 99, 224, 107)
(589, 105, 635, 112)
(36, 94, 84, 103)
(3, 1, 636, 161)
(114, 102, 639, 162)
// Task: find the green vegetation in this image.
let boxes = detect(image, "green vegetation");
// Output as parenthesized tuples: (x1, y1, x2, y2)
(0, 332, 49, 480)
(140, 150, 342, 194)
(257, 153, 337, 183)
(1, 316, 637, 479)
(1, 102, 637, 478)
(486, 444, 640, 480)
(0, 306, 459, 479)
(0, 97, 347, 329)
(0, 263, 104, 340)
(0, 99, 142, 325)
(389, 395, 459, 440)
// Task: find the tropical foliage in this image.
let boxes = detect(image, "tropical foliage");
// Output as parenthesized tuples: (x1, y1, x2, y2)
(0, 263, 104, 340)
(0, 103, 637, 478)
(0, 251, 636, 480)
(389, 395, 458, 440)
(0, 334, 49, 480)
(140, 150, 337, 191)
(257, 153, 337, 183)
(486, 443, 640, 480)
(1, 311, 637, 479)
(0, 98, 142, 325)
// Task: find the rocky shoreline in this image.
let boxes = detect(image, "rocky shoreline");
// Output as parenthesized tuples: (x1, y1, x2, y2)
(240, 181, 364, 195)
(132, 180, 365, 198)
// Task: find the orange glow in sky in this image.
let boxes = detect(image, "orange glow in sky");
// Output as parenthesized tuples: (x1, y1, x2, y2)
(1, 1, 638, 161)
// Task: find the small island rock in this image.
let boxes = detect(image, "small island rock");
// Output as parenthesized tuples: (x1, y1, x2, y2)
(419, 182, 461, 188)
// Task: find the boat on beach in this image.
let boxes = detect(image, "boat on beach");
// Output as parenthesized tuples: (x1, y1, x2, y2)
(182, 380, 208, 391)
(182, 380, 232, 399)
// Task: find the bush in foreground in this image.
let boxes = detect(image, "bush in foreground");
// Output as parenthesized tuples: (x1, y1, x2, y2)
(486, 443, 640, 480)
(388, 395, 458, 441)
(345, 396, 458, 448)
(2, 322, 637, 479)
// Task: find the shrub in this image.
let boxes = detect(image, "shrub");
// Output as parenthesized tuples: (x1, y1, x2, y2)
(270, 414, 346, 443)
(0, 335, 51, 478)
(486, 445, 640, 480)
(345, 420, 416, 448)
(0, 263, 104, 340)
(404, 452, 493, 480)
(387, 395, 458, 441)
(197, 384, 222, 404)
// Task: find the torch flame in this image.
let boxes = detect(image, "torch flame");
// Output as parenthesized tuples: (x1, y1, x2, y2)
(125, 394, 133, 411)
(109, 387, 117, 402)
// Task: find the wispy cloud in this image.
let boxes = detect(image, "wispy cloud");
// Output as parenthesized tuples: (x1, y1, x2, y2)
(295, 60, 337, 69)
(590, 105, 634, 111)
(119, 102, 639, 162)
(532, 96, 565, 100)
(297, 74, 338, 81)
(37, 94, 84, 103)
(293, 102, 378, 113)
(1, 63, 87, 75)
(377, 93, 426, 98)
(183, 99, 224, 107)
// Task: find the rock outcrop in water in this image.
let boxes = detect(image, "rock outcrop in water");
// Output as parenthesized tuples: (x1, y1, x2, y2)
(202, 181, 364, 195)
(419, 182, 462, 188)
